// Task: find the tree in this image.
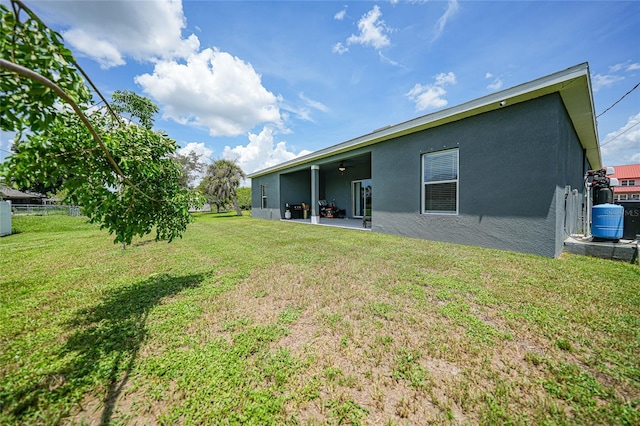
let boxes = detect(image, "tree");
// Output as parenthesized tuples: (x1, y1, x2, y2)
(0, 1, 203, 247)
(200, 159, 246, 216)
(1, 1, 92, 134)
(172, 150, 205, 189)
(235, 187, 252, 211)
(111, 90, 159, 129)
(8, 90, 159, 196)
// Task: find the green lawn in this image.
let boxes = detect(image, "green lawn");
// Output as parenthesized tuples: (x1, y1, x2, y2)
(1, 214, 638, 425)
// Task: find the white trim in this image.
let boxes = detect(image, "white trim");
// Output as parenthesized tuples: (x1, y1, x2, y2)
(422, 148, 459, 215)
(351, 179, 372, 218)
(260, 184, 267, 209)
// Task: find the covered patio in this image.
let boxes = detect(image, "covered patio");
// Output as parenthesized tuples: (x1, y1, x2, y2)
(279, 152, 372, 225)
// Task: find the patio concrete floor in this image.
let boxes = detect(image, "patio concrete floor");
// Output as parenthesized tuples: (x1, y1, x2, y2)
(281, 217, 371, 231)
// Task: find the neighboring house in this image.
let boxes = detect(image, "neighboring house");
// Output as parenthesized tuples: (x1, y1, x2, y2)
(0, 184, 44, 205)
(249, 63, 600, 258)
(610, 164, 640, 201)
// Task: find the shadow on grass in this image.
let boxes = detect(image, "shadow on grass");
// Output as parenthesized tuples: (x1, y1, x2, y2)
(64, 273, 206, 424)
(5, 273, 205, 425)
(192, 211, 248, 220)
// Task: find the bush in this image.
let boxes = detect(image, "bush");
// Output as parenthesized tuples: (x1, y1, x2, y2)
(236, 187, 251, 210)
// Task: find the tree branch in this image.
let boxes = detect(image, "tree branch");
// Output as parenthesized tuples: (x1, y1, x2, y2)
(0, 58, 161, 203)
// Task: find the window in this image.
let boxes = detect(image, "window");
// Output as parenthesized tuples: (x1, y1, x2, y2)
(621, 179, 636, 186)
(422, 149, 458, 214)
(261, 185, 267, 209)
(629, 179, 636, 186)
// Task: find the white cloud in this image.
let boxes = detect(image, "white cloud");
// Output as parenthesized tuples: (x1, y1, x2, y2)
(222, 127, 312, 175)
(281, 93, 329, 122)
(435, 72, 456, 86)
(63, 29, 126, 68)
(176, 142, 213, 187)
(406, 84, 448, 111)
(592, 61, 639, 92)
(346, 5, 391, 50)
(34, 0, 287, 140)
(299, 93, 329, 113)
(334, 7, 347, 21)
(609, 63, 625, 73)
(609, 61, 640, 73)
(432, 0, 459, 42)
(406, 72, 457, 111)
(178, 142, 214, 162)
(332, 42, 349, 54)
(135, 48, 282, 137)
(39, 0, 198, 68)
(487, 79, 503, 91)
(0, 131, 15, 162)
(592, 74, 625, 92)
(378, 51, 404, 68)
(485, 72, 504, 90)
(601, 112, 640, 166)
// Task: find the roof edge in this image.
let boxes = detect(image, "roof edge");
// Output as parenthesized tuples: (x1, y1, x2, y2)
(249, 63, 599, 178)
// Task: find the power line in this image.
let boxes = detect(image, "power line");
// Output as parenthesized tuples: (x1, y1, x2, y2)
(600, 120, 640, 147)
(596, 81, 640, 118)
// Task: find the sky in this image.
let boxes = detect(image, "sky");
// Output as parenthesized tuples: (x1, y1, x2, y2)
(1, 0, 639, 177)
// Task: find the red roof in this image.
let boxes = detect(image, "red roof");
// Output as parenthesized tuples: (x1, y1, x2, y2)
(615, 186, 640, 194)
(610, 164, 640, 194)
(609, 164, 640, 180)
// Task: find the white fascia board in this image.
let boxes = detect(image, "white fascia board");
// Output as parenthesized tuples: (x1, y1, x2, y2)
(248, 63, 599, 178)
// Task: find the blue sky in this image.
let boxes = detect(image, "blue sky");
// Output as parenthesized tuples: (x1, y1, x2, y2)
(1, 0, 639, 174)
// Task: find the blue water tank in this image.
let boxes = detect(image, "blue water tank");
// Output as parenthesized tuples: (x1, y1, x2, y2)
(592, 204, 624, 240)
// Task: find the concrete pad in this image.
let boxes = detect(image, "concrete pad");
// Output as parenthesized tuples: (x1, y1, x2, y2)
(564, 235, 638, 263)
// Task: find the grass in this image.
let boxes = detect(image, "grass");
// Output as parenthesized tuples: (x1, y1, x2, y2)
(0, 213, 638, 425)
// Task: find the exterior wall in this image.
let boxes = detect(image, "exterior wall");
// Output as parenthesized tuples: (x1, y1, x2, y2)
(281, 169, 312, 209)
(250, 93, 588, 258)
(322, 159, 371, 217)
(555, 100, 590, 255)
(372, 93, 582, 257)
(251, 174, 281, 220)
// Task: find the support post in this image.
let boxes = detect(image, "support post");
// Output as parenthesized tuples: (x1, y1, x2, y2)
(311, 165, 320, 224)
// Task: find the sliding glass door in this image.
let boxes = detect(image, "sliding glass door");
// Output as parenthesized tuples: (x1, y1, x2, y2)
(352, 179, 372, 218)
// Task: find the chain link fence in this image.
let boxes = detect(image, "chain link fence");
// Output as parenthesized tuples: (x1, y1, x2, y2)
(10, 204, 82, 216)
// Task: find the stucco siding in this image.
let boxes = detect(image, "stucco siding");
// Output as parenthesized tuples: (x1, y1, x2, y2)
(249, 91, 592, 258)
(553, 98, 589, 256)
(374, 211, 554, 256)
(281, 169, 311, 210)
(251, 174, 281, 220)
(322, 159, 371, 217)
(371, 94, 567, 257)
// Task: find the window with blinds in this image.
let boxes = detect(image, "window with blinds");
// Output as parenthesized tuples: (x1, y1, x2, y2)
(422, 149, 458, 214)
(261, 185, 267, 209)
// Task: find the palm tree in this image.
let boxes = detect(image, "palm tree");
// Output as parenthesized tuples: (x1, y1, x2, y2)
(201, 159, 246, 215)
